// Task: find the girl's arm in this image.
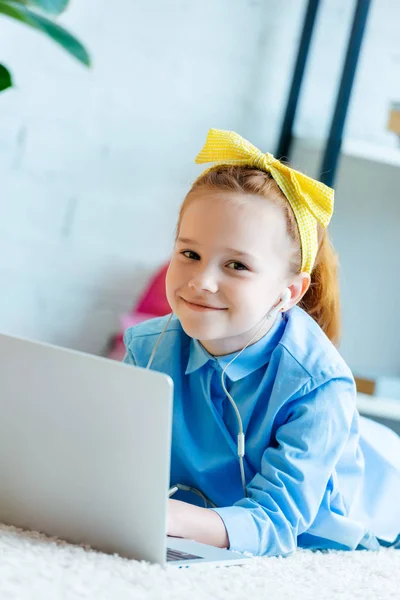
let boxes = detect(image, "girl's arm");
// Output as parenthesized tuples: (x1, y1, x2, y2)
(168, 498, 229, 548)
(212, 376, 356, 556)
(169, 375, 358, 556)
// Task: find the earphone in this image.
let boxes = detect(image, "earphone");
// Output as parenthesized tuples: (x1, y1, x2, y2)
(266, 288, 291, 320)
(146, 288, 292, 504)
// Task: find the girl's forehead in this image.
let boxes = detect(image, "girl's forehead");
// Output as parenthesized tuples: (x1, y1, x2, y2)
(181, 191, 287, 236)
(179, 191, 292, 262)
(182, 190, 280, 221)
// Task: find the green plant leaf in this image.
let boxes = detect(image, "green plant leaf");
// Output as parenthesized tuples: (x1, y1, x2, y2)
(0, 63, 12, 91)
(10, 0, 69, 16)
(0, 0, 90, 66)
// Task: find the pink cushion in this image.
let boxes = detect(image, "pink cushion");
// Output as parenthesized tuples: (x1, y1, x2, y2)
(135, 263, 170, 316)
(107, 262, 171, 360)
(120, 311, 160, 330)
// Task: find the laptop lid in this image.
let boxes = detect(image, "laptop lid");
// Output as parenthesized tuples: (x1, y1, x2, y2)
(0, 332, 173, 564)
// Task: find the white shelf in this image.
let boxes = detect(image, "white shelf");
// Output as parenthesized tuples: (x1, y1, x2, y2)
(294, 137, 400, 167)
(356, 392, 400, 422)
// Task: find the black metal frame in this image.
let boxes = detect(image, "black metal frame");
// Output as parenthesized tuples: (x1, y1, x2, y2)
(276, 0, 321, 161)
(319, 0, 372, 186)
(275, 0, 372, 188)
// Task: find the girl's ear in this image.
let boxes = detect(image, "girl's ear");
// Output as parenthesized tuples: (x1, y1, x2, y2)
(286, 273, 311, 309)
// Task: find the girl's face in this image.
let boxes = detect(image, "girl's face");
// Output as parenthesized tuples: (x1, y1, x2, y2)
(166, 190, 294, 356)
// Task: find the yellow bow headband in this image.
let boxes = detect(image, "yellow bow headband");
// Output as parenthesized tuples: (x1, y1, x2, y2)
(194, 129, 334, 274)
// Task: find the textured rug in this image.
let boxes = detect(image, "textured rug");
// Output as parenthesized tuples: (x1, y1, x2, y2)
(1, 524, 399, 600)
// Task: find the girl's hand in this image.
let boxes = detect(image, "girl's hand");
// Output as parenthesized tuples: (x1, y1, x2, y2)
(167, 498, 185, 538)
(167, 498, 229, 548)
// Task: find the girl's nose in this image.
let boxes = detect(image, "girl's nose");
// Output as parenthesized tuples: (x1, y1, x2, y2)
(188, 269, 219, 294)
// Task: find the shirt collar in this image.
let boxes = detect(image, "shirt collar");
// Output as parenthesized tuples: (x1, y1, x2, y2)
(185, 313, 286, 381)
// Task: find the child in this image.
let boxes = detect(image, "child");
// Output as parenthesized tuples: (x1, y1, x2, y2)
(123, 129, 400, 556)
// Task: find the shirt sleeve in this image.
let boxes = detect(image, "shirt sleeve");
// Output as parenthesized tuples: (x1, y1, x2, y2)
(212, 374, 356, 556)
(122, 329, 136, 365)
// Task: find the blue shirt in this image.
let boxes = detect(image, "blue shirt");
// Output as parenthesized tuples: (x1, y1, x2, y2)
(123, 306, 400, 556)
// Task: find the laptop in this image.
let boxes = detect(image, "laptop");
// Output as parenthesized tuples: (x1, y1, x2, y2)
(0, 332, 250, 567)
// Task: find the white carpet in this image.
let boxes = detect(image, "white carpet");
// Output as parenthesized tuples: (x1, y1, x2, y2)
(1, 524, 399, 600)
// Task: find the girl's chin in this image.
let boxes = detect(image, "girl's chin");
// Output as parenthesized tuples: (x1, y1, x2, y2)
(178, 318, 224, 341)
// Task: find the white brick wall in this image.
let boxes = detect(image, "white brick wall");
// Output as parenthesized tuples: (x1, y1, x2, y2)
(0, 0, 399, 375)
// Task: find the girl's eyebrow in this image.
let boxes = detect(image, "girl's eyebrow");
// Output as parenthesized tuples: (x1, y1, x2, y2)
(177, 237, 258, 262)
(177, 237, 198, 246)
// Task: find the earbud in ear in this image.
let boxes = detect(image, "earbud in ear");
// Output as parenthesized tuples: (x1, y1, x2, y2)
(280, 288, 291, 308)
(265, 288, 291, 321)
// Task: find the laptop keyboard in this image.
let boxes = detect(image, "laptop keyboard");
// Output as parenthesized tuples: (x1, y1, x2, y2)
(166, 547, 204, 562)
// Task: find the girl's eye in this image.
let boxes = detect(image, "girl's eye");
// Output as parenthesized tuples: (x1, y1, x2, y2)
(226, 261, 248, 271)
(181, 250, 200, 260)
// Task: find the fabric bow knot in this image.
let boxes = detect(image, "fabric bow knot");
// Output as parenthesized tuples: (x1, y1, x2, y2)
(195, 128, 334, 273)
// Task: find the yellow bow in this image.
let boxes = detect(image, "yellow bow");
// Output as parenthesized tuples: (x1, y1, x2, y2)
(195, 129, 334, 273)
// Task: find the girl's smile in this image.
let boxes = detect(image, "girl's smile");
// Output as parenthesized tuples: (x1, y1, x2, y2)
(180, 297, 228, 311)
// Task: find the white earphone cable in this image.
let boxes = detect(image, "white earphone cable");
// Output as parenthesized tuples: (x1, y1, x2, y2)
(146, 291, 289, 502)
(220, 305, 281, 498)
(146, 312, 174, 369)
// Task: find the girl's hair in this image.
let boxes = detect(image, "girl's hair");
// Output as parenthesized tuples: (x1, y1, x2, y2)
(177, 165, 341, 345)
